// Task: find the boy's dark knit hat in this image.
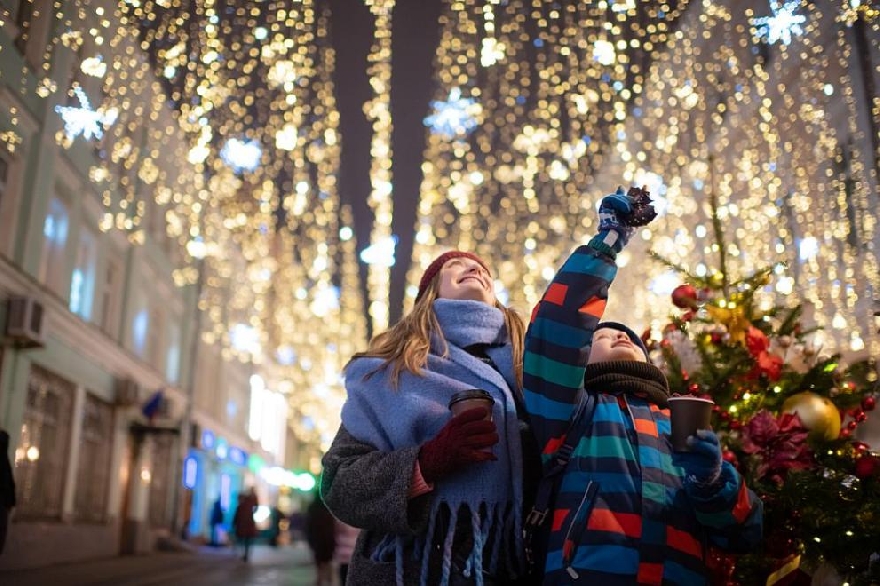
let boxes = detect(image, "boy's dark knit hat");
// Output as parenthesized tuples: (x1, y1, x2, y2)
(417, 251, 489, 300)
(592, 321, 650, 360)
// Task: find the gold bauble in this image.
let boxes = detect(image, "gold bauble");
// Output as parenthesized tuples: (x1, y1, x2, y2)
(782, 392, 841, 440)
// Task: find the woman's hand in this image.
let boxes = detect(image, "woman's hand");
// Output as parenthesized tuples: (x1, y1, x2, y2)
(418, 407, 499, 483)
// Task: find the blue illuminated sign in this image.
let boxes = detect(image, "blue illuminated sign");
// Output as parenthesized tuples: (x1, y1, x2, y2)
(215, 438, 228, 460)
(228, 447, 247, 467)
(183, 456, 199, 489)
(201, 429, 215, 450)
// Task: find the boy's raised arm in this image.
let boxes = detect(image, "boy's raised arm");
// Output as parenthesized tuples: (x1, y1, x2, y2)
(522, 186, 657, 458)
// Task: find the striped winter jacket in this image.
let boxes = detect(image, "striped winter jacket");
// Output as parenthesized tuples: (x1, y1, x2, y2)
(522, 239, 763, 585)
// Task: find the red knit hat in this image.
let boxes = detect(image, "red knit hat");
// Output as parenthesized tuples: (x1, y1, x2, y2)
(416, 251, 489, 300)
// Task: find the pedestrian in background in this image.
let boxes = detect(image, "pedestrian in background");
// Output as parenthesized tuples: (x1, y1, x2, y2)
(0, 429, 15, 556)
(305, 491, 335, 586)
(321, 250, 540, 585)
(334, 518, 360, 586)
(232, 487, 259, 561)
(209, 497, 224, 546)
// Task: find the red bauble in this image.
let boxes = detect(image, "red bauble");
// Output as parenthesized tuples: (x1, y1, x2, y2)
(854, 454, 879, 480)
(862, 395, 876, 412)
(722, 450, 739, 467)
(672, 284, 699, 309)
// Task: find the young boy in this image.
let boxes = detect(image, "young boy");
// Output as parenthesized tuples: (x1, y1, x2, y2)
(523, 186, 763, 585)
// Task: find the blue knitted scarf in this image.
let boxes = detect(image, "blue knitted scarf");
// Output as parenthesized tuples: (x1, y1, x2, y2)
(341, 299, 525, 586)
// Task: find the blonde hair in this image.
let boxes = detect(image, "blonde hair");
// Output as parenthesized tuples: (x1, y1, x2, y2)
(349, 276, 526, 390)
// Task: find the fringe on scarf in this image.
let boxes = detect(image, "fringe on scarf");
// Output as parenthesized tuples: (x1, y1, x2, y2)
(378, 501, 522, 586)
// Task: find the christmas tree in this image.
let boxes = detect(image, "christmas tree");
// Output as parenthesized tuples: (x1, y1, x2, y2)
(648, 190, 880, 585)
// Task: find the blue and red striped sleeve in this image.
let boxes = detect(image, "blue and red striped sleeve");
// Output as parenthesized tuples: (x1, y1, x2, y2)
(522, 238, 619, 460)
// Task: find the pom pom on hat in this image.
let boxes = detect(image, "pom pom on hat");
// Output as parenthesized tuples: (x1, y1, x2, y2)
(417, 251, 489, 300)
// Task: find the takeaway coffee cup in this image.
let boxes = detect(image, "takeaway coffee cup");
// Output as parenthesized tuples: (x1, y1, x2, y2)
(667, 396, 714, 451)
(449, 389, 495, 421)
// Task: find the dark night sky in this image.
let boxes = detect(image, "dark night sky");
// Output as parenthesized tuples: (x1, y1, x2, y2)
(328, 0, 445, 334)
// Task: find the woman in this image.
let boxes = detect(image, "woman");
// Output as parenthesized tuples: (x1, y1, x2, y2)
(232, 487, 259, 561)
(321, 251, 539, 586)
(306, 491, 336, 586)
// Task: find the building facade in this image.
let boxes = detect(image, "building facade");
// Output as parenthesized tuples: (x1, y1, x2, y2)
(0, 0, 291, 570)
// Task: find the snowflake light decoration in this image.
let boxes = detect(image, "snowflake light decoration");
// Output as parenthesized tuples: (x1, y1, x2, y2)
(220, 138, 262, 173)
(751, 0, 807, 46)
(423, 88, 481, 137)
(54, 87, 118, 141)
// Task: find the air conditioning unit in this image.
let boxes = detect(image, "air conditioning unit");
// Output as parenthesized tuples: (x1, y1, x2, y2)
(115, 378, 141, 407)
(4, 296, 47, 349)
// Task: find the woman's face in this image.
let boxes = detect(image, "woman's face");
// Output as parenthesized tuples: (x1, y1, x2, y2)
(435, 257, 495, 305)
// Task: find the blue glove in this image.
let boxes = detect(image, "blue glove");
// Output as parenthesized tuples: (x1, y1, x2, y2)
(673, 429, 723, 488)
(598, 186, 634, 237)
(595, 185, 658, 253)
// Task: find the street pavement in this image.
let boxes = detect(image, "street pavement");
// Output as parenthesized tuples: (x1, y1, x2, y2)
(0, 541, 319, 586)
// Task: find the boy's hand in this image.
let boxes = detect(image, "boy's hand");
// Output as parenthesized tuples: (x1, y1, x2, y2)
(595, 185, 658, 254)
(673, 429, 723, 488)
(599, 185, 658, 232)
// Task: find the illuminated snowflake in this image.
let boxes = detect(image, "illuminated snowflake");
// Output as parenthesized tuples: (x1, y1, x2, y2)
(423, 88, 481, 137)
(54, 87, 118, 141)
(220, 138, 262, 173)
(751, 0, 807, 46)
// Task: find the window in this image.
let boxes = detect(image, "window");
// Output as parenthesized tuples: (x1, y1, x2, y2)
(147, 305, 163, 371)
(70, 227, 97, 320)
(131, 291, 149, 357)
(0, 154, 12, 254)
(39, 196, 70, 297)
(14, 366, 74, 519)
(13, 0, 35, 54)
(99, 257, 121, 337)
(14, 0, 52, 70)
(165, 321, 181, 384)
(74, 394, 113, 522)
(0, 155, 8, 213)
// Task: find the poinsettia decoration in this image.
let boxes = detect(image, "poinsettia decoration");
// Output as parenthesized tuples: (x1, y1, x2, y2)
(740, 410, 814, 481)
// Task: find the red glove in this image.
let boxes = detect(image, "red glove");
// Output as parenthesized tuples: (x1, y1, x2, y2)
(418, 407, 499, 483)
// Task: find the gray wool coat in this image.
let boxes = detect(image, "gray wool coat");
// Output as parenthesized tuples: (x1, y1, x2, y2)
(321, 424, 434, 586)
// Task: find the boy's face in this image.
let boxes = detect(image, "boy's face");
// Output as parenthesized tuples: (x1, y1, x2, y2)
(436, 257, 495, 305)
(587, 326, 647, 364)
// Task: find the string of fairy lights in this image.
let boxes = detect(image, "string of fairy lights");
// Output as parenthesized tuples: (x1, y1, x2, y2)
(1, 0, 367, 452)
(2, 0, 876, 452)
(363, 0, 396, 333)
(591, 0, 879, 359)
(410, 0, 692, 306)
(410, 0, 878, 363)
